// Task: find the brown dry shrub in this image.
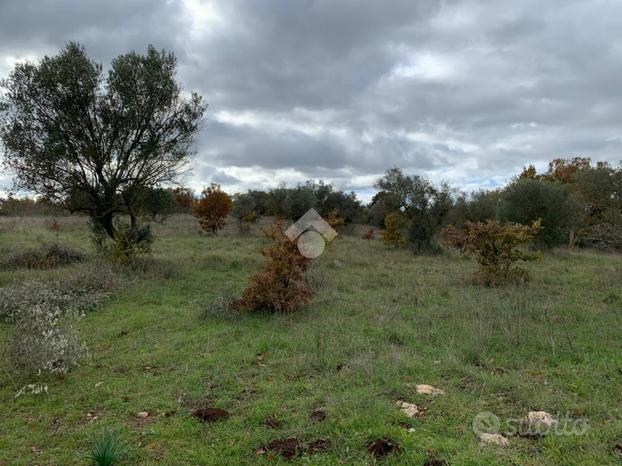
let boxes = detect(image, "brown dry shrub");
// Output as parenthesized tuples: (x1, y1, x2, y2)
(382, 212, 406, 247)
(237, 220, 312, 312)
(362, 228, 375, 240)
(443, 219, 541, 286)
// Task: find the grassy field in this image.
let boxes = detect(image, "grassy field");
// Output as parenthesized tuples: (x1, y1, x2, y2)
(1, 215, 622, 465)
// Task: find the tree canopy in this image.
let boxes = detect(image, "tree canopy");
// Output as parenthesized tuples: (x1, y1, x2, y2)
(0, 42, 206, 238)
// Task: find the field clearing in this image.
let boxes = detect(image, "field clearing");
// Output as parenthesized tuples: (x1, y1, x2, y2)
(1, 216, 622, 465)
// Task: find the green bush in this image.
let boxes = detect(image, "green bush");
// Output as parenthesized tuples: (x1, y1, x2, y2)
(87, 429, 128, 466)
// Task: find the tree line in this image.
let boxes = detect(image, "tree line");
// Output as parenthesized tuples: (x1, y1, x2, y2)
(1, 43, 621, 256)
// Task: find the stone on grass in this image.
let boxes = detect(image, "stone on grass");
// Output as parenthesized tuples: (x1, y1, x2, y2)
(415, 384, 445, 396)
(479, 433, 509, 447)
(396, 400, 423, 418)
(527, 411, 556, 429)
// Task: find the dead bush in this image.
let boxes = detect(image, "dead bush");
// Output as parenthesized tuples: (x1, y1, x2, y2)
(443, 219, 541, 286)
(5, 303, 87, 375)
(0, 242, 85, 270)
(0, 262, 121, 321)
(236, 220, 313, 312)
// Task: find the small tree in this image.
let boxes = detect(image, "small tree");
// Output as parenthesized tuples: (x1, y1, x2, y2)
(237, 220, 312, 312)
(382, 212, 406, 247)
(193, 184, 232, 234)
(443, 220, 541, 286)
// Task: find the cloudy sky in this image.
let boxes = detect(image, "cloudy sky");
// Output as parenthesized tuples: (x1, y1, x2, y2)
(1, 0, 621, 201)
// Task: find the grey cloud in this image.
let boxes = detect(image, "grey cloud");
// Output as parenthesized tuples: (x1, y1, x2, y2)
(1, 0, 621, 197)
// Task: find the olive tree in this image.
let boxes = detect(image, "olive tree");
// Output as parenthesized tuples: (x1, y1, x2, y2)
(0, 43, 206, 243)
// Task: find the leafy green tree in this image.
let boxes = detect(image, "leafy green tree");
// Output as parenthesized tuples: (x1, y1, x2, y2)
(0, 42, 206, 243)
(374, 168, 452, 253)
(499, 179, 584, 247)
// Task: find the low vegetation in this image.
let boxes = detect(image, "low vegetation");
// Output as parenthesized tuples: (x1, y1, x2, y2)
(443, 220, 541, 286)
(0, 242, 85, 270)
(0, 215, 620, 464)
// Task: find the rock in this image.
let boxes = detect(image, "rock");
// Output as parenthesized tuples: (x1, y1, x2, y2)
(479, 433, 509, 447)
(415, 384, 445, 396)
(527, 411, 556, 429)
(396, 400, 423, 418)
(137, 411, 150, 418)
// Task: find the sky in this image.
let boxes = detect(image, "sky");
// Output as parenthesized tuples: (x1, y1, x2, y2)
(1, 0, 621, 202)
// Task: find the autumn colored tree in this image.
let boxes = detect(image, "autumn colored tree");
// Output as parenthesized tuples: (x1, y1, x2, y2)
(172, 187, 195, 213)
(237, 220, 312, 312)
(193, 184, 232, 234)
(382, 212, 406, 247)
(443, 220, 541, 286)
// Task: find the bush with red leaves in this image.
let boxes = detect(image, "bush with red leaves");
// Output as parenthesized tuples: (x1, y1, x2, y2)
(193, 184, 232, 234)
(237, 220, 313, 312)
(443, 219, 541, 286)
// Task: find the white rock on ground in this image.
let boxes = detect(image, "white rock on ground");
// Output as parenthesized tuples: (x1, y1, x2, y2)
(396, 400, 422, 418)
(527, 411, 557, 428)
(415, 384, 445, 396)
(478, 433, 509, 447)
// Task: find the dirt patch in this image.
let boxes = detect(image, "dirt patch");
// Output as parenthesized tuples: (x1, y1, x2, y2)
(192, 407, 230, 422)
(263, 416, 283, 429)
(309, 409, 327, 422)
(365, 438, 400, 459)
(424, 460, 448, 466)
(257, 437, 303, 460)
(307, 438, 331, 454)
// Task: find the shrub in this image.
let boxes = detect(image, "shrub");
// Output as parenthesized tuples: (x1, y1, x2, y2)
(193, 184, 232, 234)
(362, 228, 375, 240)
(87, 429, 128, 466)
(0, 262, 121, 321)
(237, 220, 312, 312)
(109, 223, 154, 264)
(327, 209, 345, 231)
(0, 242, 85, 270)
(5, 303, 87, 375)
(443, 220, 541, 286)
(201, 289, 240, 319)
(382, 213, 406, 247)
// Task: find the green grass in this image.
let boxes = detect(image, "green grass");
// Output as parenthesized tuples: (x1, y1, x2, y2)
(1, 215, 622, 465)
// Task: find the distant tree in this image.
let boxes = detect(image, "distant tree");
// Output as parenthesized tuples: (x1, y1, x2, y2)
(0, 42, 206, 245)
(171, 187, 195, 213)
(499, 179, 584, 247)
(445, 190, 501, 227)
(375, 168, 452, 252)
(193, 184, 232, 234)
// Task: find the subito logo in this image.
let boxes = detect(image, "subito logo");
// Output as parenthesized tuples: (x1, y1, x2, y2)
(285, 208, 337, 258)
